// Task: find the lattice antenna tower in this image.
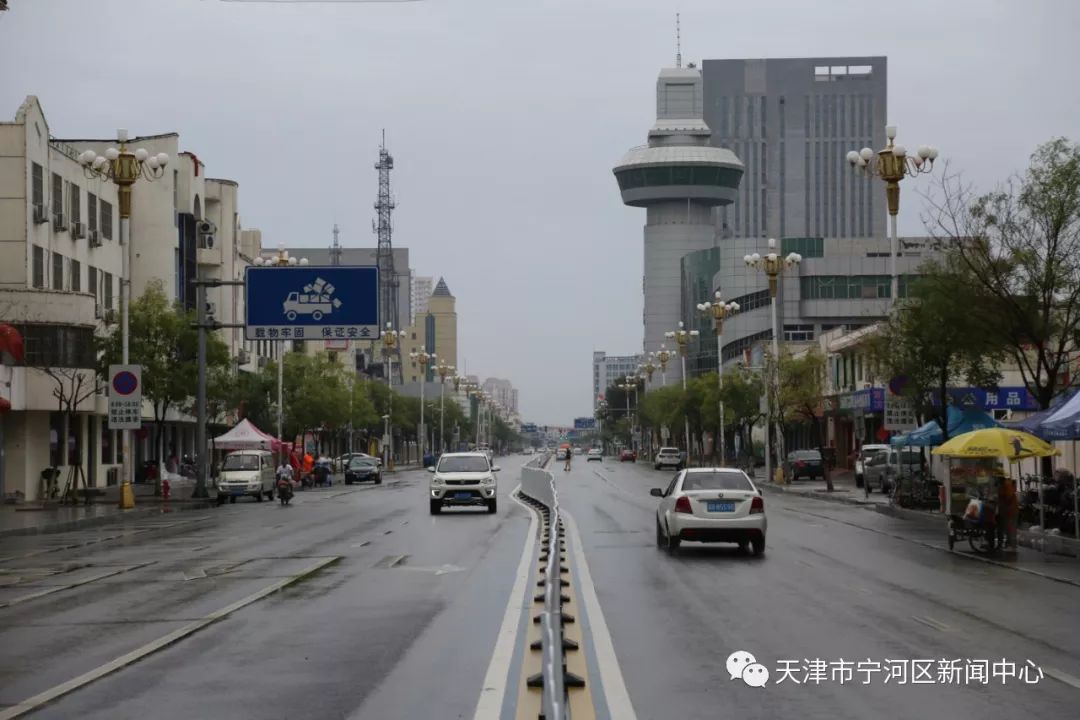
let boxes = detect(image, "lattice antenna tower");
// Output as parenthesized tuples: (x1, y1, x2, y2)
(675, 13, 682, 68)
(373, 129, 402, 383)
(330, 223, 342, 266)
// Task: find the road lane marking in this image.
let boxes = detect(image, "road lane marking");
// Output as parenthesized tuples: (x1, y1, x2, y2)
(1045, 667, 1080, 689)
(0, 555, 340, 720)
(472, 486, 539, 720)
(562, 511, 637, 720)
(911, 615, 950, 632)
(0, 562, 156, 609)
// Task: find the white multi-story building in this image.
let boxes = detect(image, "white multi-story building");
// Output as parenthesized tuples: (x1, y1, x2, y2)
(410, 273, 433, 324)
(592, 351, 644, 410)
(482, 378, 518, 416)
(0, 96, 268, 501)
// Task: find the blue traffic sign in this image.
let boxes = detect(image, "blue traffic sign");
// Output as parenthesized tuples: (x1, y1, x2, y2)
(244, 266, 379, 341)
(573, 417, 596, 430)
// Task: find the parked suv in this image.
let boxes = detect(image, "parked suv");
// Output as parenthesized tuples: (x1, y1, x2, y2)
(429, 452, 499, 514)
(863, 447, 924, 493)
(854, 444, 890, 488)
(654, 447, 683, 471)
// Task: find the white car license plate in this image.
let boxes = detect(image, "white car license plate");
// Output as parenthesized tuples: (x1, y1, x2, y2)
(707, 501, 735, 512)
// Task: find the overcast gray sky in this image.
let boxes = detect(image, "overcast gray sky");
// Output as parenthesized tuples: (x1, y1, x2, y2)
(3, 0, 1079, 424)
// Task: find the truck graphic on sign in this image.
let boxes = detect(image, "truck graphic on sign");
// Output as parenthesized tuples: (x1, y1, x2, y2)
(282, 277, 343, 321)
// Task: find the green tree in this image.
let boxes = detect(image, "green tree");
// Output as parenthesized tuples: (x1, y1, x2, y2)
(924, 138, 1080, 410)
(867, 263, 1003, 443)
(97, 281, 230, 493)
(778, 348, 833, 490)
(717, 367, 765, 467)
(283, 352, 349, 454)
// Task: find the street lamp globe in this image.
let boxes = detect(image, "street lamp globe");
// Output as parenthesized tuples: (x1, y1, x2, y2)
(299, 258, 309, 266)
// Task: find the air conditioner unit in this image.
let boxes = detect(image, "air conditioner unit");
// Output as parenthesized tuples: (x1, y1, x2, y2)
(237, 350, 251, 365)
(52, 211, 67, 231)
(103, 308, 117, 325)
(89, 230, 102, 247)
(202, 234, 215, 250)
(257, 356, 268, 369)
(32, 203, 48, 224)
(197, 220, 217, 235)
(94, 304, 103, 320)
(72, 221, 86, 239)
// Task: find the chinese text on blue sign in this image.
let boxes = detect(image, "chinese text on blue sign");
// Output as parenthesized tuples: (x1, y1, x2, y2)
(244, 266, 379, 341)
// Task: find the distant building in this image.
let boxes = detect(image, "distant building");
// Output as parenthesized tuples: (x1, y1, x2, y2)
(400, 276, 458, 383)
(593, 351, 644, 410)
(482, 377, 518, 415)
(410, 273, 433, 324)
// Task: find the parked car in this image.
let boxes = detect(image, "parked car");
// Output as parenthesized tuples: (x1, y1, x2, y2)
(786, 449, 824, 482)
(587, 448, 603, 462)
(854, 444, 890, 488)
(863, 447, 924, 493)
(216, 449, 276, 504)
(344, 456, 382, 485)
(654, 447, 683, 471)
(573, 447, 583, 455)
(428, 452, 499, 514)
(651, 468, 766, 555)
(619, 449, 637, 462)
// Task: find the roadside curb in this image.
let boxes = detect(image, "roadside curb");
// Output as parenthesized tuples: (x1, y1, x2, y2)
(0, 500, 215, 539)
(759, 482, 880, 508)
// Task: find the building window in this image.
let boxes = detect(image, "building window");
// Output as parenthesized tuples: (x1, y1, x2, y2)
(70, 259, 81, 292)
(52, 252, 63, 290)
(52, 172, 63, 216)
(32, 162, 44, 208)
(88, 266, 98, 303)
(70, 183, 80, 226)
(15, 324, 97, 368)
(67, 414, 82, 466)
(50, 412, 64, 467)
(781, 237, 825, 258)
(101, 424, 114, 464)
(800, 275, 891, 300)
(103, 271, 114, 310)
(728, 288, 771, 313)
(32, 245, 44, 288)
(783, 324, 815, 342)
(101, 199, 113, 240)
(88, 192, 97, 231)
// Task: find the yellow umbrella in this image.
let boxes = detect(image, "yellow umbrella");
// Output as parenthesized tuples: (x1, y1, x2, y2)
(931, 427, 1060, 460)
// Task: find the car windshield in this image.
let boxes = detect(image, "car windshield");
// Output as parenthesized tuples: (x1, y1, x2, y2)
(860, 447, 888, 459)
(659, 448, 679, 455)
(437, 456, 490, 473)
(681, 471, 754, 492)
(222, 455, 260, 471)
(349, 458, 377, 469)
(792, 451, 822, 461)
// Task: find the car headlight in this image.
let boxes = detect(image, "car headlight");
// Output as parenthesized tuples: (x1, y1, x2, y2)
(431, 476, 443, 485)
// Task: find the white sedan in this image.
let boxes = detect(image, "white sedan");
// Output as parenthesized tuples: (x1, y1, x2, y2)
(651, 468, 766, 555)
(586, 448, 603, 462)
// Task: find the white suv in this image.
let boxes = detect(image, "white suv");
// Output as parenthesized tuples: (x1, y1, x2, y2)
(654, 447, 683, 470)
(429, 452, 499, 514)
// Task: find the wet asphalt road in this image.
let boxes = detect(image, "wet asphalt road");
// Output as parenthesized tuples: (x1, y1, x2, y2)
(0, 460, 534, 720)
(562, 458, 1080, 720)
(2, 455, 1079, 719)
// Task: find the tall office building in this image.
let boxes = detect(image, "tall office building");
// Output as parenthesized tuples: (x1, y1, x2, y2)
(592, 351, 644, 411)
(613, 63, 744, 385)
(410, 273, 433, 324)
(701, 57, 887, 241)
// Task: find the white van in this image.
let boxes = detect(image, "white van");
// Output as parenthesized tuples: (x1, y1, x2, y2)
(216, 449, 277, 504)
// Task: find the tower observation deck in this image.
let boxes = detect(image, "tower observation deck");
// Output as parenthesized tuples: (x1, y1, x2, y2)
(613, 66, 744, 381)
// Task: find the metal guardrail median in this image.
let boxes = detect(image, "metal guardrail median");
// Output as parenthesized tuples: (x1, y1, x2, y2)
(518, 454, 584, 720)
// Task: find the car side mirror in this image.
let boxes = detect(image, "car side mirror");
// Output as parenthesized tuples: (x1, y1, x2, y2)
(650, 488, 664, 497)
(492, 466, 501, 472)
(426, 467, 436, 473)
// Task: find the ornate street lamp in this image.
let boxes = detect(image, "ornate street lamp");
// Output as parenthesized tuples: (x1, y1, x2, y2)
(846, 127, 938, 305)
(410, 350, 436, 458)
(745, 239, 802, 483)
(656, 345, 672, 386)
(697, 291, 740, 461)
(79, 133, 169, 508)
(664, 322, 700, 460)
(381, 323, 406, 468)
